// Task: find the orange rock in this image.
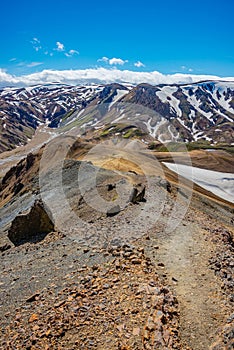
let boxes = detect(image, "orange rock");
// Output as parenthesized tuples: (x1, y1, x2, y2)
(45, 329, 51, 337)
(132, 327, 140, 336)
(32, 324, 40, 331)
(29, 313, 38, 323)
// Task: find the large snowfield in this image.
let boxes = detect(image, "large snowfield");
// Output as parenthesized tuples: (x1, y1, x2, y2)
(163, 162, 234, 204)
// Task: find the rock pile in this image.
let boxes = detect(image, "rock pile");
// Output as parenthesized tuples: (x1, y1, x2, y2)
(0, 244, 182, 349)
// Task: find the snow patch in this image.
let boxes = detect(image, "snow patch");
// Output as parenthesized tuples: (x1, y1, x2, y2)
(156, 86, 182, 117)
(144, 117, 167, 138)
(163, 163, 234, 203)
(108, 89, 129, 110)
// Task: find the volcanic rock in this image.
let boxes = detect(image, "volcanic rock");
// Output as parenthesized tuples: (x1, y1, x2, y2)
(107, 205, 121, 217)
(129, 185, 146, 204)
(7, 200, 55, 246)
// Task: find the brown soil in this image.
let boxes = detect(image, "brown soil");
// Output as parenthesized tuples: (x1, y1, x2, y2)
(153, 149, 234, 173)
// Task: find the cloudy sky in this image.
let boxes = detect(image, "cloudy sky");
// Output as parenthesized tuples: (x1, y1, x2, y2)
(1, 0, 234, 86)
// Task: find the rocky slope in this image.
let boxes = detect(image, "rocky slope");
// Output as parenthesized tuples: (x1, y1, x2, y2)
(0, 80, 234, 152)
(0, 129, 233, 349)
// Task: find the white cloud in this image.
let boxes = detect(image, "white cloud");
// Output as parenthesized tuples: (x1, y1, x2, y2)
(65, 49, 79, 57)
(0, 67, 233, 88)
(0, 68, 19, 86)
(27, 62, 44, 68)
(31, 37, 42, 52)
(31, 38, 77, 57)
(16, 61, 43, 68)
(55, 42, 79, 57)
(181, 65, 193, 72)
(134, 61, 145, 68)
(33, 37, 40, 43)
(98, 57, 128, 65)
(16, 62, 27, 67)
(109, 58, 128, 65)
(97, 56, 109, 63)
(9, 58, 17, 62)
(55, 41, 65, 51)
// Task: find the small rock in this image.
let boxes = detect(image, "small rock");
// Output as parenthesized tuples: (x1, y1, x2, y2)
(45, 330, 51, 337)
(137, 247, 145, 253)
(131, 259, 141, 265)
(0, 244, 11, 253)
(133, 327, 140, 336)
(129, 185, 146, 204)
(15, 313, 22, 321)
(13, 182, 24, 195)
(107, 205, 121, 217)
(116, 324, 125, 332)
(123, 252, 132, 258)
(54, 300, 66, 308)
(158, 178, 172, 193)
(146, 320, 156, 332)
(112, 278, 120, 283)
(26, 292, 40, 303)
(149, 281, 156, 287)
(29, 313, 39, 323)
(107, 184, 116, 191)
(158, 262, 165, 267)
(143, 329, 150, 340)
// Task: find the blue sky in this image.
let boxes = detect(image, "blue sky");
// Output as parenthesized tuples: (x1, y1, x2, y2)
(1, 0, 234, 81)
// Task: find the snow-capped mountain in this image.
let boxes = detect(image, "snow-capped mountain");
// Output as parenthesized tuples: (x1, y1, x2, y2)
(0, 81, 233, 152)
(121, 81, 234, 143)
(0, 83, 130, 151)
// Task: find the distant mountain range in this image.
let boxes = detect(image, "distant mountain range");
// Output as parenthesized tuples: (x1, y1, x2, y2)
(0, 80, 233, 152)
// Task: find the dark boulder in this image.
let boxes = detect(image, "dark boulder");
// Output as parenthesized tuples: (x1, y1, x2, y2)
(107, 184, 116, 191)
(26, 153, 36, 170)
(129, 188, 138, 204)
(107, 205, 121, 217)
(13, 182, 24, 195)
(7, 200, 55, 246)
(129, 185, 146, 204)
(158, 178, 172, 193)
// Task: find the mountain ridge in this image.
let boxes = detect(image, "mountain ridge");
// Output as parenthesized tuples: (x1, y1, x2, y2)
(0, 80, 233, 152)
